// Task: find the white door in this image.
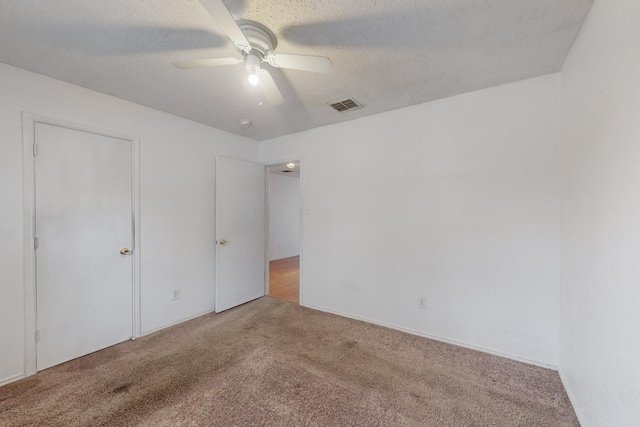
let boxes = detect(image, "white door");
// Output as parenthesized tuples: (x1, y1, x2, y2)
(35, 123, 133, 371)
(215, 156, 265, 312)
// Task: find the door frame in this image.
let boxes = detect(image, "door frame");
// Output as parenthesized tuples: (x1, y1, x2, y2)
(264, 157, 304, 304)
(22, 112, 141, 377)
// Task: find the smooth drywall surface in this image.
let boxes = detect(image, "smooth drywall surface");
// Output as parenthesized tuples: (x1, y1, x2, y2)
(268, 173, 301, 261)
(0, 63, 258, 384)
(261, 74, 562, 366)
(560, 0, 640, 424)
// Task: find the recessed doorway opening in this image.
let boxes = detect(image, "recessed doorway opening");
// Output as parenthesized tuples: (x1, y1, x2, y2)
(267, 161, 301, 304)
(269, 256, 299, 303)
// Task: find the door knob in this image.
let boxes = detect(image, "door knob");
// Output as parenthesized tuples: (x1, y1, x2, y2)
(120, 248, 131, 255)
(218, 239, 228, 246)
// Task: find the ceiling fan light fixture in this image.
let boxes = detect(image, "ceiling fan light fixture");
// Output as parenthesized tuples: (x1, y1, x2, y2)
(245, 53, 261, 85)
(247, 73, 260, 85)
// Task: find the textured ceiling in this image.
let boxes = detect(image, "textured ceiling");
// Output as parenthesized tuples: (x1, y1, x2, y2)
(0, 0, 593, 141)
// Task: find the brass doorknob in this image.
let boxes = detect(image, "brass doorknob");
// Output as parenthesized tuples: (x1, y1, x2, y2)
(120, 248, 131, 255)
(218, 239, 228, 246)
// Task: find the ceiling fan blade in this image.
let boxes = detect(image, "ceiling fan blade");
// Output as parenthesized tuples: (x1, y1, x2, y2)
(199, 0, 251, 52)
(268, 53, 333, 74)
(259, 69, 284, 105)
(172, 57, 242, 69)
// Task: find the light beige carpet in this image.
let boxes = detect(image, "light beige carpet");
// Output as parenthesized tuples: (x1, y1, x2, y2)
(0, 297, 578, 426)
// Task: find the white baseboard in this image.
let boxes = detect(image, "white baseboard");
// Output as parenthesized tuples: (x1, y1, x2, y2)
(559, 369, 587, 426)
(140, 309, 215, 337)
(302, 303, 558, 370)
(0, 373, 26, 387)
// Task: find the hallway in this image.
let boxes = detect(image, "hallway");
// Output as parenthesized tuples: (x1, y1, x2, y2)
(268, 256, 299, 304)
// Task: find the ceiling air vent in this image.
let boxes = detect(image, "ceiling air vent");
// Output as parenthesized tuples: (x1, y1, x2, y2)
(329, 98, 362, 112)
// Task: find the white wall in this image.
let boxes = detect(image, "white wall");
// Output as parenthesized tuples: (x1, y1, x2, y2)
(268, 173, 300, 261)
(560, 0, 640, 425)
(261, 74, 562, 367)
(0, 63, 258, 384)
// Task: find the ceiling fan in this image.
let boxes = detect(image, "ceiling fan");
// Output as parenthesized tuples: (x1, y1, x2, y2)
(172, 0, 334, 105)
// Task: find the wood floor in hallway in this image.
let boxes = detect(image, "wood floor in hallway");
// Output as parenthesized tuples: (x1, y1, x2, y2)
(269, 256, 299, 304)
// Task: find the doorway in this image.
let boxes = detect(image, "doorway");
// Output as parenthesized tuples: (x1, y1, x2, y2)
(267, 161, 301, 304)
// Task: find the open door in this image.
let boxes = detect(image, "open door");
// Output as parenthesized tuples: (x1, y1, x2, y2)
(215, 156, 266, 312)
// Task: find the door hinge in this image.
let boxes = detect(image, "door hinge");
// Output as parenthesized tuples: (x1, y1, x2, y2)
(33, 144, 38, 156)
(35, 329, 40, 343)
(34, 237, 39, 250)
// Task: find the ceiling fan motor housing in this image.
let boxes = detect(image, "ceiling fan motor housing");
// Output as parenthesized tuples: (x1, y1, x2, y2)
(237, 22, 277, 60)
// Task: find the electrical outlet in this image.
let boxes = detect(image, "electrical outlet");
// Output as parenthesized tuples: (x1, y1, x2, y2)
(418, 297, 426, 309)
(172, 289, 180, 301)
